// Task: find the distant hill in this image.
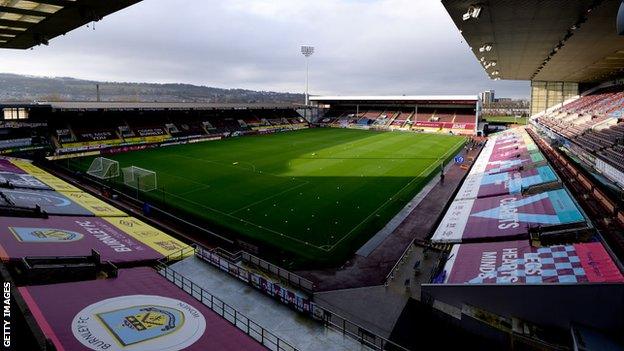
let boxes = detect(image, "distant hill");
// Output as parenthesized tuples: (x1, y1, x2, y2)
(0, 73, 304, 104)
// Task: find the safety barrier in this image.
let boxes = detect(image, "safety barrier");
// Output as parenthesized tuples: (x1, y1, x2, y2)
(157, 263, 298, 351)
(192, 246, 409, 351)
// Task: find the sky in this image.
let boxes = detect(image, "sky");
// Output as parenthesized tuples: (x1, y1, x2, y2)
(0, 0, 529, 98)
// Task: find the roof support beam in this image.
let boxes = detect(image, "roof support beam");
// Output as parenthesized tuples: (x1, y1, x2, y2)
(0, 19, 31, 30)
(0, 6, 50, 18)
(0, 0, 142, 49)
(34, 0, 75, 7)
(0, 28, 24, 36)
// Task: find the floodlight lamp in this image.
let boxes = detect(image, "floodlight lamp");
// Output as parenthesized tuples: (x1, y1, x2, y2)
(463, 5, 482, 21)
(490, 61, 497, 67)
(472, 6, 482, 18)
(301, 45, 315, 57)
(479, 43, 493, 52)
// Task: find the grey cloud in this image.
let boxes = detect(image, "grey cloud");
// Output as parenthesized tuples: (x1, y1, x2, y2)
(0, 0, 529, 98)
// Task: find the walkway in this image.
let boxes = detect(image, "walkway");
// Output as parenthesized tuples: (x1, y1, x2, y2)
(170, 256, 372, 351)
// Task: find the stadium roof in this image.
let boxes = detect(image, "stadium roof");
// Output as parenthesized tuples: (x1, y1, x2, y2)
(310, 95, 478, 103)
(0, 0, 141, 49)
(442, 0, 624, 83)
(2, 101, 300, 111)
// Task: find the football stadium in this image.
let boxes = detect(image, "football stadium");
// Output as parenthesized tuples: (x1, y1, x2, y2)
(0, 1, 624, 351)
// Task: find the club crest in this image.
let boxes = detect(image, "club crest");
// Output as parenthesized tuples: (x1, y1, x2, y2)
(97, 305, 184, 346)
(72, 295, 206, 351)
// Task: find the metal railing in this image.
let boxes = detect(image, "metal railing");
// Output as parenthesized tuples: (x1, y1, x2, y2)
(384, 240, 417, 285)
(198, 246, 409, 351)
(196, 247, 252, 283)
(160, 244, 197, 264)
(157, 264, 298, 351)
(211, 246, 316, 292)
(316, 307, 410, 351)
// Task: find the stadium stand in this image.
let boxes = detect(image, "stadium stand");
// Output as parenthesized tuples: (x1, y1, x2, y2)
(600, 144, 624, 172)
(0, 109, 49, 154)
(529, 82, 624, 189)
(424, 126, 624, 348)
(390, 111, 411, 128)
(0, 103, 310, 156)
(311, 96, 478, 135)
(536, 85, 624, 139)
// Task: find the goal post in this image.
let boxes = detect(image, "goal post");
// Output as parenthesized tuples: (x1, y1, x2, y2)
(122, 166, 157, 192)
(87, 157, 120, 180)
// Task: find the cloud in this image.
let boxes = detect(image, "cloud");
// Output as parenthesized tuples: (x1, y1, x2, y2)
(0, 0, 529, 98)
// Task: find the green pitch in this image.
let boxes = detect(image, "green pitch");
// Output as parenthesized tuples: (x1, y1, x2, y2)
(69, 128, 465, 265)
(483, 115, 528, 124)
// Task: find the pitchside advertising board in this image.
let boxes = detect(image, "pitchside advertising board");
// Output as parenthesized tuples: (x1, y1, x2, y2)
(431, 189, 586, 244)
(200, 250, 313, 314)
(18, 267, 265, 351)
(456, 165, 559, 200)
(0, 216, 190, 263)
(441, 240, 624, 284)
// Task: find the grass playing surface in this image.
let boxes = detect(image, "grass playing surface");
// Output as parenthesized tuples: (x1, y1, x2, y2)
(482, 115, 528, 124)
(69, 128, 465, 265)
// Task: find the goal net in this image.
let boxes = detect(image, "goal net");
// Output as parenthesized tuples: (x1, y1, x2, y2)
(122, 166, 157, 192)
(87, 157, 120, 180)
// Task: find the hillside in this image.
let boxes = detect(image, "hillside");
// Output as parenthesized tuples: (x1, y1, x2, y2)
(0, 73, 303, 104)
